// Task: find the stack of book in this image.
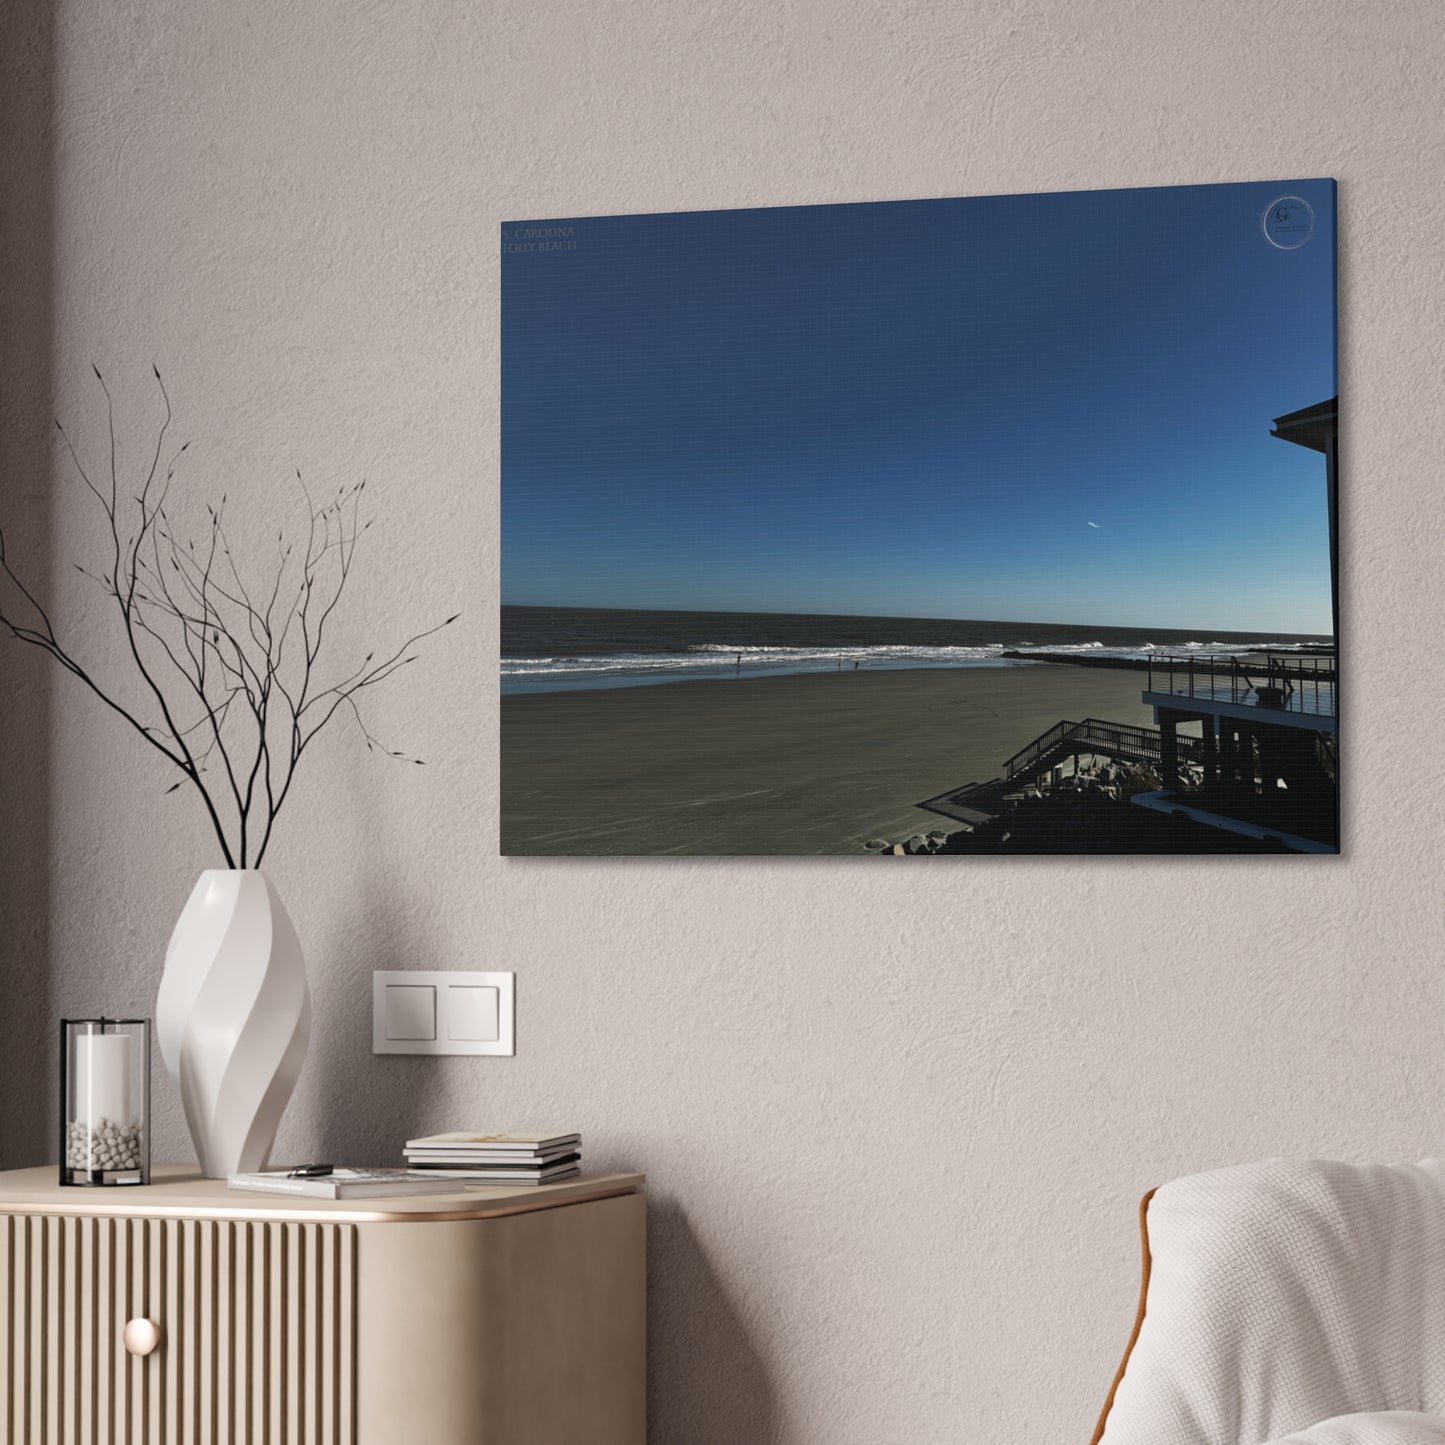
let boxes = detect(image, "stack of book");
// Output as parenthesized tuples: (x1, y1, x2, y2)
(402, 1132, 582, 1186)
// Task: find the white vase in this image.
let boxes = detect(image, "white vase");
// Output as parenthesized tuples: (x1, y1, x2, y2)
(157, 870, 311, 1179)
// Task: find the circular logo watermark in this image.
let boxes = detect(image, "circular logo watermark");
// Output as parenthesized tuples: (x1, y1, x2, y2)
(1261, 195, 1315, 250)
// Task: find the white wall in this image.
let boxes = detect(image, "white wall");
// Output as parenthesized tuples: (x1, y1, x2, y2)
(3, 1, 1444, 1439)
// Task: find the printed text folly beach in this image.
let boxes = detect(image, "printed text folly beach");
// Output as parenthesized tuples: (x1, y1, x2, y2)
(502, 225, 578, 254)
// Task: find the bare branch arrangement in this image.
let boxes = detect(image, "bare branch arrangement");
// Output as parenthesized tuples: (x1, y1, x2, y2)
(0, 368, 457, 868)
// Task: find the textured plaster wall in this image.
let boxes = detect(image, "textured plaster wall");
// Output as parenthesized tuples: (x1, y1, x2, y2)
(2, 0, 1444, 1439)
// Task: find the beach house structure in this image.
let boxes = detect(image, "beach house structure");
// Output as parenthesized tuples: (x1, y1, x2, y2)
(1272, 396, 1339, 637)
(1130, 650, 1336, 851)
(1130, 397, 1338, 852)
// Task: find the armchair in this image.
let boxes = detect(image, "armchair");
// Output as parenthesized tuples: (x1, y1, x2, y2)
(1092, 1158, 1445, 1445)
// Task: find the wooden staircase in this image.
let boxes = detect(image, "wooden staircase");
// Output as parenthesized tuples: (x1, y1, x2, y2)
(917, 717, 1201, 827)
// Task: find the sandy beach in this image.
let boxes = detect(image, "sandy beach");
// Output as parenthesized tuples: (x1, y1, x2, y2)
(501, 663, 1159, 855)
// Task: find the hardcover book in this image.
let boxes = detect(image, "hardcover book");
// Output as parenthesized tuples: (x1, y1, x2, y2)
(227, 1169, 464, 1200)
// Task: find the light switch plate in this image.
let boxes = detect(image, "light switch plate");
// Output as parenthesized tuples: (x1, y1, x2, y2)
(372, 971, 515, 1056)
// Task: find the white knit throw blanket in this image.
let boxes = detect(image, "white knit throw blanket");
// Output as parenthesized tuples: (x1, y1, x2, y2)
(1270, 1417, 1445, 1444)
(1098, 1158, 1445, 1445)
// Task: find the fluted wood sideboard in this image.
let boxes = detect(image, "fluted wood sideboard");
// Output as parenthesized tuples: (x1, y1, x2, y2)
(0, 1164, 646, 1444)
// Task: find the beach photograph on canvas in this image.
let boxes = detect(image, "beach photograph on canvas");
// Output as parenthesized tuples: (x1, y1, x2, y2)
(501, 180, 1337, 856)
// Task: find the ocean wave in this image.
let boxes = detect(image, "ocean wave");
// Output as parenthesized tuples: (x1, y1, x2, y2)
(502, 644, 999, 677)
(501, 637, 1320, 681)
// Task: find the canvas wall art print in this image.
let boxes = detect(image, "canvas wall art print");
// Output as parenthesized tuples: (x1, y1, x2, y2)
(501, 180, 1337, 856)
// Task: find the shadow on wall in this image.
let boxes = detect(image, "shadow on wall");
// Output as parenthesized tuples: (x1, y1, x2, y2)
(302, 859, 452, 1163)
(0, 0, 55, 1170)
(648, 1200, 777, 1445)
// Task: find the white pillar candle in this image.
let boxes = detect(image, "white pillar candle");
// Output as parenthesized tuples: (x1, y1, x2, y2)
(74, 1033, 132, 1128)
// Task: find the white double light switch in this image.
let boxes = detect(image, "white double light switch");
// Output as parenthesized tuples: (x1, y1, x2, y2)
(372, 971, 515, 1056)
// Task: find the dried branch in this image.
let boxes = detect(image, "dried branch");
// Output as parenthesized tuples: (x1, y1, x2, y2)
(0, 370, 455, 867)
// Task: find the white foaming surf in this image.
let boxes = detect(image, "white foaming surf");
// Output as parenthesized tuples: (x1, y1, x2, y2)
(501, 638, 1320, 693)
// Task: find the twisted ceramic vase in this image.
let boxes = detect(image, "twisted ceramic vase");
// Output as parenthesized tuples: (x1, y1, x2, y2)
(157, 871, 311, 1179)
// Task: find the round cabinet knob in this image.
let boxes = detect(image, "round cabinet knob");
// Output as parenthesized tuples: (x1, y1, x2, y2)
(123, 1318, 162, 1357)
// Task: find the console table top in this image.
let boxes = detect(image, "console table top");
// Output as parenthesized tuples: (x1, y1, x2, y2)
(0, 1164, 645, 1224)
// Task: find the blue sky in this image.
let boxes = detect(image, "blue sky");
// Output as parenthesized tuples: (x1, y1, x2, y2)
(502, 179, 1336, 634)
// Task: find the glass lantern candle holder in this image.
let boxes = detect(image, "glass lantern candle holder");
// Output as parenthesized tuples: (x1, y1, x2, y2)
(60, 1019, 151, 1186)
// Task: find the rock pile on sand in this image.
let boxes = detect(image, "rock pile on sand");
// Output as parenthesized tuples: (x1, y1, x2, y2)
(863, 763, 1282, 855)
(864, 830, 955, 856)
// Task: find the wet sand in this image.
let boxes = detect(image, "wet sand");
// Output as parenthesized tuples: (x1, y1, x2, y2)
(501, 664, 1159, 856)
